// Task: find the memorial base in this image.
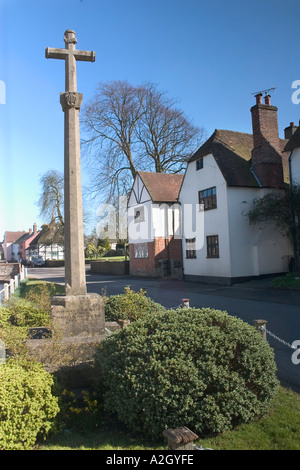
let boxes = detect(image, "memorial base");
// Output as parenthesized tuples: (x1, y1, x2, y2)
(27, 293, 106, 388)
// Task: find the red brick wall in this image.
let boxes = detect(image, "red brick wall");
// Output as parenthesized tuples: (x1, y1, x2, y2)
(129, 237, 182, 277)
(250, 95, 284, 188)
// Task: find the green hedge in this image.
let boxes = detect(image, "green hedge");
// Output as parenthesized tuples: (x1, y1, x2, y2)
(96, 308, 279, 438)
(104, 287, 166, 322)
(0, 360, 59, 450)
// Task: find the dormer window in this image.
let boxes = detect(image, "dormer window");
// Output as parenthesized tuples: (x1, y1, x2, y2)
(196, 158, 203, 170)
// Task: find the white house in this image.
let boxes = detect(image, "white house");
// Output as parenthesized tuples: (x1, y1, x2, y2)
(128, 171, 183, 277)
(179, 94, 293, 285)
(284, 122, 300, 185)
(2, 231, 26, 261)
(26, 217, 64, 261)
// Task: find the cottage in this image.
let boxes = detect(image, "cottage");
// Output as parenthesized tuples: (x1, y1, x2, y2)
(128, 171, 183, 277)
(26, 216, 64, 261)
(12, 224, 39, 262)
(2, 231, 26, 261)
(179, 94, 293, 284)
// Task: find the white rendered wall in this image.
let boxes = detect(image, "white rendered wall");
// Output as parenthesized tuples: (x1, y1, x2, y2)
(179, 155, 231, 279)
(290, 147, 300, 185)
(227, 187, 292, 278)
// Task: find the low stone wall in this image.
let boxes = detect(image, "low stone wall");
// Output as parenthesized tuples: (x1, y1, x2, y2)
(45, 260, 65, 267)
(45, 260, 94, 267)
(90, 260, 129, 276)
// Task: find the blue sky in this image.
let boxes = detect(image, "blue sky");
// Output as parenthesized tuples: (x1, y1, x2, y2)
(1, 0, 300, 239)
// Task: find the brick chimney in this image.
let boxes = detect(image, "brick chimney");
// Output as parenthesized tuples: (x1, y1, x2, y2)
(33, 223, 37, 234)
(284, 122, 298, 140)
(250, 94, 284, 187)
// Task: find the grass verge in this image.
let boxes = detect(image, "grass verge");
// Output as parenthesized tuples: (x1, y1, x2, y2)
(37, 387, 300, 450)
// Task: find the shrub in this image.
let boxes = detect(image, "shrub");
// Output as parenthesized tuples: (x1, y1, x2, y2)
(8, 304, 51, 328)
(104, 286, 166, 322)
(96, 308, 279, 438)
(60, 389, 102, 433)
(0, 307, 10, 328)
(0, 359, 60, 450)
(272, 273, 300, 289)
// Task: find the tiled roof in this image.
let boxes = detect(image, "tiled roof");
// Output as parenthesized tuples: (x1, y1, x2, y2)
(189, 129, 289, 187)
(14, 232, 33, 244)
(4, 231, 26, 243)
(137, 171, 184, 202)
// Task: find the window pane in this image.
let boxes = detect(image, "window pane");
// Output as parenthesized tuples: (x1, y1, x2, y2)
(207, 235, 219, 258)
(198, 187, 217, 211)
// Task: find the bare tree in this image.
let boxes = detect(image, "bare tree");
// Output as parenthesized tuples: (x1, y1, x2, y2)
(37, 169, 64, 225)
(81, 80, 205, 202)
(136, 82, 203, 174)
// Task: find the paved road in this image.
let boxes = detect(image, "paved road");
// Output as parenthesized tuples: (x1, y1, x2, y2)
(28, 266, 300, 393)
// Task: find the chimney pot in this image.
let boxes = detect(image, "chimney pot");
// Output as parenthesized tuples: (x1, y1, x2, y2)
(255, 93, 262, 104)
(264, 94, 271, 105)
(284, 122, 298, 139)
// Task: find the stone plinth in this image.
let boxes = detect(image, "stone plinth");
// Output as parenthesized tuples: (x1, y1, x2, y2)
(27, 293, 105, 388)
(51, 293, 105, 337)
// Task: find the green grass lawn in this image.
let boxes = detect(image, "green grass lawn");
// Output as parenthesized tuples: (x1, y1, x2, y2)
(15, 278, 65, 298)
(37, 387, 300, 450)
(88, 256, 127, 262)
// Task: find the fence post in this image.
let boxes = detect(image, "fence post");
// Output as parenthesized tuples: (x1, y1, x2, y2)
(163, 427, 199, 450)
(14, 274, 19, 289)
(4, 283, 9, 301)
(9, 278, 14, 296)
(254, 319, 267, 340)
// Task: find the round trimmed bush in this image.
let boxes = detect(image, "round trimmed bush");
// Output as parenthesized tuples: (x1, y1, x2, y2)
(0, 360, 60, 450)
(104, 287, 166, 322)
(96, 308, 279, 437)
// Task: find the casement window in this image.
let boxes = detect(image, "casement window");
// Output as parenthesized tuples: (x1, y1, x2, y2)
(198, 186, 217, 210)
(134, 206, 145, 223)
(185, 238, 196, 259)
(196, 158, 203, 170)
(207, 235, 219, 258)
(134, 243, 148, 259)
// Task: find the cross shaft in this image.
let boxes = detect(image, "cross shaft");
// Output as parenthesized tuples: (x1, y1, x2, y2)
(45, 30, 95, 92)
(45, 30, 95, 296)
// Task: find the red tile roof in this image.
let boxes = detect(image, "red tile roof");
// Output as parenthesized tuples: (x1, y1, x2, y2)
(189, 129, 289, 187)
(4, 231, 26, 243)
(137, 171, 183, 202)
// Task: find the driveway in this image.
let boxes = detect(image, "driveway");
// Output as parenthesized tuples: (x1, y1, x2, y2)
(28, 266, 300, 393)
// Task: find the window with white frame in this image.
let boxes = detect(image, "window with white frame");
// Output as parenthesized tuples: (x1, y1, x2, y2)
(134, 243, 148, 258)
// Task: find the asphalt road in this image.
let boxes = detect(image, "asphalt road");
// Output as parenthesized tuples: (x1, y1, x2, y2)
(28, 266, 300, 393)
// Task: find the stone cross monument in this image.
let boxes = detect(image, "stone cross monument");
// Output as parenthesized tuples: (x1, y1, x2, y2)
(43, 32, 105, 385)
(46, 29, 95, 296)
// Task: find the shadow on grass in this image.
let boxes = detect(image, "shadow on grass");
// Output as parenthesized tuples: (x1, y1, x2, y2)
(38, 416, 167, 450)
